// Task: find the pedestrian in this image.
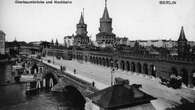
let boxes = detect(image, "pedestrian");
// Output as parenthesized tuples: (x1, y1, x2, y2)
(92, 81, 95, 87)
(74, 69, 76, 74)
(63, 66, 66, 71)
(60, 66, 62, 71)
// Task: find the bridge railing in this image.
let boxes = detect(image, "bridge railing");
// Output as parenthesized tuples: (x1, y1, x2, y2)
(47, 48, 195, 63)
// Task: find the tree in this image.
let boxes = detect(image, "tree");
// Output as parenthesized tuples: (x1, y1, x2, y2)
(55, 39, 59, 47)
(51, 39, 54, 46)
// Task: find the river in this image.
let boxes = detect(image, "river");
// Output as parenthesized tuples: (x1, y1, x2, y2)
(0, 61, 84, 110)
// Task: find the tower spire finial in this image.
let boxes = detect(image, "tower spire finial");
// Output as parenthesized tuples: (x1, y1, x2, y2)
(178, 26, 187, 41)
(105, 0, 107, 7)
(83, 8, 84, 18)
(79, 10, 84, 24)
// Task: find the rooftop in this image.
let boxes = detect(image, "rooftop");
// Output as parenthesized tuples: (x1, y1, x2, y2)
(88, 84, 156, 109)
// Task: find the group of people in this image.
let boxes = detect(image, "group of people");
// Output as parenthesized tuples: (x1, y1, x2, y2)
(60, 65, 66, 72)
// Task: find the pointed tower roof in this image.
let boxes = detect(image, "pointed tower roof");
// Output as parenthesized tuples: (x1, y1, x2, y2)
(102, 0, 110, 20)
(79, 12, 85, 24)
(178, 26, 187, 41)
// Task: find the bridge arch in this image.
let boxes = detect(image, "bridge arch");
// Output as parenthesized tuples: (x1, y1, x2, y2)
(84, 56, 87, 62)
(120, 60, 125, 70)
(126, 61, 130, 71)
(137, 62, 142, 73)
(43, 72, 58, 89)
(150, 65, 156, 77)
(31, 63, 39, 74)
(63, 85, 86, 109)
(106, 58, 109, 67)
(95, 57, 98, 64)
(102, 58, 106, 66)
(98, 57, 102, 65)
(90, 56, 92, 62)
(96, 57, 100, 65)
(109, 58, 113, 67)
(180, 68, 188, 86)
(114, 60, 119, 69)
(192, 70, 195, 86)
(171, 67, 178, 76)
(143, 63, 148, 74)
(92, 57, 94, 63)
(131, 62, 136, 72)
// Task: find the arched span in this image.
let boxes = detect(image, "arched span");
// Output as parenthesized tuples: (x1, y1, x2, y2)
(171, 67, 178, 76)
(102, 58, 106, 66)
(43, 72, 58, 89)
(126, 61, 130, 71)
(106, 58, 109, 67)
(131, 62, 136, 72)
(143, 63, 148, 74)
(137, 63, 142, 73)
(120, 60, 125, 70)
(63, 85, 86, 109)
(192, 70, 195, 86)
(150, 65, 156, 77)
(180, 68, 188, 86)
(99, 57, 102, 65)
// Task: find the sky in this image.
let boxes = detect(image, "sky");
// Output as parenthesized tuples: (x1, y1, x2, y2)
(0, 0, 195, 43)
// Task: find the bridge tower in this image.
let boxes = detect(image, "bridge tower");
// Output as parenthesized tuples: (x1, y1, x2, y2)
(76, 11, 87, 36)
(74, 9, 90, 47)
(177, 26, 189, 57)
(96, 0, 116, 47)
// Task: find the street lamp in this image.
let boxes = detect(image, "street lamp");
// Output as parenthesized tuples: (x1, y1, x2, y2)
(53, 51, 55, 64)
(110, 45, 118, 86)
(110, 59, 117, 86)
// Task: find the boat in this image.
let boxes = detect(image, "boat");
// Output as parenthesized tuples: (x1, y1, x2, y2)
(25, 81, 39, 95)
(12, 65, 24, 82)
(20, 74, 34, 83)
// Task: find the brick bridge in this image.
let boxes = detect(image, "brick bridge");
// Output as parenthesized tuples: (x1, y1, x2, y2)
(33, 58, 97, 96)
(46, 48, 195, 87)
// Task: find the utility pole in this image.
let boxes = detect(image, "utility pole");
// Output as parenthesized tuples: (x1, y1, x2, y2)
(53, 51, 54, 64)
(110, 59, 116, 86)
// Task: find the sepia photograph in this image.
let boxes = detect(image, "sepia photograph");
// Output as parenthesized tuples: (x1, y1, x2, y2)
(0, 0, 195, 110)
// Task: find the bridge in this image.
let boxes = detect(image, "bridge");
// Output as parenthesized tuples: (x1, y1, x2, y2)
(45, 48, 195, 88)
(31, 58, 98, 96)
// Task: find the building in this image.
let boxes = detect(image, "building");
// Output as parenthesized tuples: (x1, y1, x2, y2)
(88, 83, 155, 110)
(164, 39, 177, 48)
(177, 26, 190, 57)
(29, 41, 42, 46)
(127, 41, 136, 47)
(64, 35, 74, 48)
(128, 39, 178, 48)
(0, 30, 6, 54)
(73, 11, 90, 47)
(188, 41, 195, 47)
(115, 37, 128, 46)
(96, 0, 116, 47)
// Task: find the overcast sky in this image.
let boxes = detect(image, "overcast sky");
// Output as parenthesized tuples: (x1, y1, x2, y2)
(0, 0, 195, 43)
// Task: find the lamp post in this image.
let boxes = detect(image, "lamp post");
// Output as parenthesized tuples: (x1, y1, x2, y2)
(111, 67, 115, 86)
(110, 45, 117, 86)
(53, 50, 55, 64)
(110, 59, 114, 86)
(110, 58, 117, 86)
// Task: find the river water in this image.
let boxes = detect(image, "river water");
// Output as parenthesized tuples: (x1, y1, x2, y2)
(0, 62, 83, 110)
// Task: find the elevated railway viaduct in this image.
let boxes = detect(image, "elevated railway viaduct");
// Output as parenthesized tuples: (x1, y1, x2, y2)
(46, 48, 195, 87)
